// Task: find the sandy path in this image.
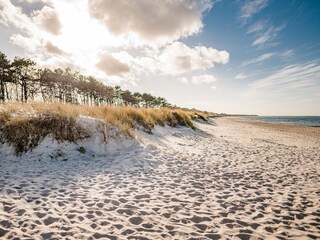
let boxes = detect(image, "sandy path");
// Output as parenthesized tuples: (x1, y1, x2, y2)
(0, 118, 319, 239)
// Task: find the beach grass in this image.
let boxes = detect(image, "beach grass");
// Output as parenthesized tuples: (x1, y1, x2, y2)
(0, 102, 208, 154)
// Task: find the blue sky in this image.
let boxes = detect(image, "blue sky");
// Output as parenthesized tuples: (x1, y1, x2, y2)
(0, 0, 319, 115)
(178, 0, 320, 115)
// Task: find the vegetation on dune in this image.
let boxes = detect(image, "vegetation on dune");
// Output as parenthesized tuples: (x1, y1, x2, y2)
(0, 103, 208, 154)
(0, 111, 89, 155)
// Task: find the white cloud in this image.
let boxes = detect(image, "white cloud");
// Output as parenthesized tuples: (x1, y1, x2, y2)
(281, 50, 294, 58)
(88, 0, 212, 45)
(0, 0, 34, 30)
(242, 50, 294, 68)
(250, 62, 320, 90)
(96, 53, 131, 77)
(235, 73, 248, 80)
(246, 19, 268, 34)
(45, 41, 66, 55)
(247, 20, 285, 48)
(159, 42, 229, 75)
(192, 74, 217, 84)
(178, 77, 188, 84)
(239, 0, 269, 23)
(244, 61, 320, 103)
(32, 6, 61, 35)
(252, 26, 284, 47)
(199, 0, 218, 11)
(242, 52, 275, 66)
(177, 74, 218, 85)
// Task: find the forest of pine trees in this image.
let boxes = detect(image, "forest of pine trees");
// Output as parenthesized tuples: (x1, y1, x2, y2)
(0, 51, 171, 108)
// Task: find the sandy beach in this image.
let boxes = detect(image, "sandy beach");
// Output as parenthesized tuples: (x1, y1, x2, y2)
(0, 117, 319, 239)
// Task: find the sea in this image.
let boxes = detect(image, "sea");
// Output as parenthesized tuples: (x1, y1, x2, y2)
(244, 116, 320, 127)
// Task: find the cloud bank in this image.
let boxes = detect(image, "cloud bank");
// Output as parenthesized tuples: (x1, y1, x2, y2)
(0, 0, 229, 86)
(159, 42, 229, 75)
(88, 0, 210, 45)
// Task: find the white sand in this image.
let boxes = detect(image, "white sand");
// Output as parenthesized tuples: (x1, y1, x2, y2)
(0, 117, 319, 239)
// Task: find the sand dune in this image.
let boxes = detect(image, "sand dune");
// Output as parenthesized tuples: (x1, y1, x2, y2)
(0, 118, 319, 239)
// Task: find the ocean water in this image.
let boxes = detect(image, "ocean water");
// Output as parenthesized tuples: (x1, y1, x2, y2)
(245, 116, 320, 127)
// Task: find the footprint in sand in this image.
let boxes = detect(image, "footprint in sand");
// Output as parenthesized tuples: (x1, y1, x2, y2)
(129, 216, 143, 225)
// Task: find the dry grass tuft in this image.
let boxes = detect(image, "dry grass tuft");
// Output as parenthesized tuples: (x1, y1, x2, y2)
(0, 111, 10, 128)
(0, 111, 89, 155)
(193, 112, 208, 122)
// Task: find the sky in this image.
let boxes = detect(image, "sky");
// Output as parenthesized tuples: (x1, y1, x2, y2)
(0, 0, 319, 116)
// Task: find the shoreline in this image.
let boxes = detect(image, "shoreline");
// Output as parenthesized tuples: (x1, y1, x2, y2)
(234, 115, 320, 128)
(225, 116, 320, 135)
(233, 116, 320, 129)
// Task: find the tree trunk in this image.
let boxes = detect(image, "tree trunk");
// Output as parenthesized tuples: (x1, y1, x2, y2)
(0, 79, 4, 102)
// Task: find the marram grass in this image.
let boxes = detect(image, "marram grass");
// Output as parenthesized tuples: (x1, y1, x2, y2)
(0, 102, 208, 155)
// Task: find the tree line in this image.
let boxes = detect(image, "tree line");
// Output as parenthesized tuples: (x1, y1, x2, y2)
(0, 51, 171, 108)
